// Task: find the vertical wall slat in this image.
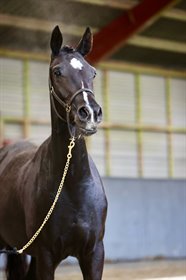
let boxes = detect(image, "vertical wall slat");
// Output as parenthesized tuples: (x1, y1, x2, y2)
(103, 69, 110, 176)
(135, 74, 143, 177)
(166, 77, 174, 177)
(23, 60, 30, 138)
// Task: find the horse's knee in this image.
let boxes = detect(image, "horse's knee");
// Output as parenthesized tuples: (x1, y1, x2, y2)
(35, 253, 55, 280)
(79, 241, 105, 280)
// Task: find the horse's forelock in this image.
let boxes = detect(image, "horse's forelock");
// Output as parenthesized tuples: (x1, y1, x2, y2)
(62, 45, 75, 53)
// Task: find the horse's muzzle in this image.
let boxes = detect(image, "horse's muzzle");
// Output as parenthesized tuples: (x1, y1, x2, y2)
(76, 103, 102, 136)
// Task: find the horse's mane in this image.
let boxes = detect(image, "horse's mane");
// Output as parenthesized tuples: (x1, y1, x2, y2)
(62, 45, 75, 53)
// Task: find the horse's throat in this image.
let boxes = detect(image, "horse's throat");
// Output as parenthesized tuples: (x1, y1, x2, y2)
(51, 130, 90, 181)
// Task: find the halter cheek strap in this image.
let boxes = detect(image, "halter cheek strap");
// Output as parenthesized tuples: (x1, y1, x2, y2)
(49, 79, 94, 138)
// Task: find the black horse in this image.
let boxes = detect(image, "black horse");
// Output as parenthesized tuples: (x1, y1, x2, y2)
(0, 26, 107, 280)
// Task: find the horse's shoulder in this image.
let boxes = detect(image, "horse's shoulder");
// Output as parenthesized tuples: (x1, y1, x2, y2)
(88, 154, 103, 186)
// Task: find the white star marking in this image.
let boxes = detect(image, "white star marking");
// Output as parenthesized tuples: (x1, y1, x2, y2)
(81, 81, 95, 126)
(70, 58, 83, 70)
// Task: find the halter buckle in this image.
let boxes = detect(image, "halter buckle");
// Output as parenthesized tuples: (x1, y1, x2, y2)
(50, 86, 54, 94)
(66, 104, 71, 113)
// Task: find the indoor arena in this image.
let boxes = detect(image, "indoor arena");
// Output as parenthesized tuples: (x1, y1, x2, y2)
(0, 0, 186, 279)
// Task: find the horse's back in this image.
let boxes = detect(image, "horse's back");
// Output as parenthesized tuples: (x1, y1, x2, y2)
(0, 140, 37, 176)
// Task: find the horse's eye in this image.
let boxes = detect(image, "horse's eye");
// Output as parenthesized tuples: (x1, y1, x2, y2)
(54, 69, 62, 77)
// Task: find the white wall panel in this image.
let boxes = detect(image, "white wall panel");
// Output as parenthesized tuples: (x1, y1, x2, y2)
(109, 131, 138, 177)
(0, 58, 24, 118)
(143, 132, 168, 178)
(141, 75, 166, 126)
(88, 129, 105, 176)
(30, 124, 50, 145)
(4, 123, 23, 140)
(29, 61, 50, 120)
(93, 70, 103, 109)
(108, 71, 135, 124)
(172, 134, 186, 178)
(171, 78, 186, 127)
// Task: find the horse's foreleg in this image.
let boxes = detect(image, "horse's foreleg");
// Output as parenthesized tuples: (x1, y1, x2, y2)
(24, 257, 37, 280)
(35, 250, 55, 280)
(79, 241, 105, 280)
(5, 253, 28, 280)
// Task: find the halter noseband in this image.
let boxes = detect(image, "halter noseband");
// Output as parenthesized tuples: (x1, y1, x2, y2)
(49, 79, 94, 138)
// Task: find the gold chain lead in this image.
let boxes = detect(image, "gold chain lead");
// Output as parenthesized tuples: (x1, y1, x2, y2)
(17, 137, 75, 254)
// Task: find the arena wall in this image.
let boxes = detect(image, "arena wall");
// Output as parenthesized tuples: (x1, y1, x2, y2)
(103, 177, 186, 260)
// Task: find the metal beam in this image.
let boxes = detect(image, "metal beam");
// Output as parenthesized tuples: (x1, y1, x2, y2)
(1, 47, 186, 78)
(72, 0, 186, 22)
(70, 0, 138, 10)
(98, 60, 186, 78)
(128, 35, 186, 54)
(87, 0, 179, 64)
(0, 14, 97, 36)
(163, 8, 186, 21)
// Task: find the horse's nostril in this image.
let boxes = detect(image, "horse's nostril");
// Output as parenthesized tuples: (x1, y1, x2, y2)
(95, 107, 102, 122)
(98, 107, 102, 118)
(78, 106, 89, 120)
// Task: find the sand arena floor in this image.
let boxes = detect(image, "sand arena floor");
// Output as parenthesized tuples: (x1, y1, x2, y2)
(0, 260, 185, 279)
(55, 260, 186, 280)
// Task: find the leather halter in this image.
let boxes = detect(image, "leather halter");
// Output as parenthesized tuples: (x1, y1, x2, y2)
(49, 79, 94, 138)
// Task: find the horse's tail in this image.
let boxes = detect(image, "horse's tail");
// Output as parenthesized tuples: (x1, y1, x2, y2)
(5, 253, 28, 280)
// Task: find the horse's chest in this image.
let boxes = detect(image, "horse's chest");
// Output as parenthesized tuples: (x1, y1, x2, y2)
(46, 184, 106, 257)
(65, 207, 98, 240)
(56, 202, 100, 256)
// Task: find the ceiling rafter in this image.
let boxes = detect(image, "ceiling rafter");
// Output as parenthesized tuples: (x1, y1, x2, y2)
(0, 13, 184, 56)
(70, 0, 138, 10)
(163, 8, 186, 21)
(71, 0, 186, 21)
(128, 35, 186, 53)
(0, 14, 98, 36)
(0, 1, 184, 66)
(87, 0, 180, 64)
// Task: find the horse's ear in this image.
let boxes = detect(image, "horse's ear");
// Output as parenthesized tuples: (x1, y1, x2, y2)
(50, 26, 63, 56)
(76, 27, 93, 57)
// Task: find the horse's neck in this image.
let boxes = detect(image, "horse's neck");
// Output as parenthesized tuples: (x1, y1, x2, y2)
(49, 116, 91, 183)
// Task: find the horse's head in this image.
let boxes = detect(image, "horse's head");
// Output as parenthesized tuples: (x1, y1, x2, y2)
(49, 26, 102, 137)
